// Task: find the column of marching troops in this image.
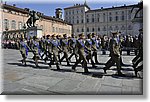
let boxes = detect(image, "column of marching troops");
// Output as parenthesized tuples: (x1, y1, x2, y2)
(18, 29, 143, 77)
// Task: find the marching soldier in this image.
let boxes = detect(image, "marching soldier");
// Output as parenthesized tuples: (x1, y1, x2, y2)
(85, 33, 96, 68)
(68, 34, 78, 62)
(31, 36, 41, 67)
(72, 33, 89, 73)
(40, 36, 47, 60)
(60, 34, 70, 66)
(91, 33, 100, 64)
(19, 37, 30, 66)
(49, 34, 62, 70)
(45, 35, 53, 63)
(103, 32, 124, 76)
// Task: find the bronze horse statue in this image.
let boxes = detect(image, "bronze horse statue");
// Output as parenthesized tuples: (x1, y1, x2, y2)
(26, 10, 40, 28)
(131, 1, 143, 19)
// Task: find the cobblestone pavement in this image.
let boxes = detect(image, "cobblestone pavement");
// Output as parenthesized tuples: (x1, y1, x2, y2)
(1, 49, 143, 95)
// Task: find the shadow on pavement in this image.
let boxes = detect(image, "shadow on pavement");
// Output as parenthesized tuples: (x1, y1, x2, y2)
(7, 62, 50, 69)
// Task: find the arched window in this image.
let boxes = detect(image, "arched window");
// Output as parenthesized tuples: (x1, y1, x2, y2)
(4, 19, 9, 30)
(11, 20, 16, 29)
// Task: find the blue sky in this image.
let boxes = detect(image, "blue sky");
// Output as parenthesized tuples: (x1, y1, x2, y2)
(4, 0, 140, 17)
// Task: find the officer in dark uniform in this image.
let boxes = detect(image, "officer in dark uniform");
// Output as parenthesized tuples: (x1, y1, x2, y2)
(91, 33, 99, 64)
(60, 34, 70, 66)
(19, 37, 30, 66)
(68, 34, 78, 62)
(103, 32, 124, 76)
(72, 33, 89, 73)
(132, 29, 143, 77)
(85, 33, 96, 68)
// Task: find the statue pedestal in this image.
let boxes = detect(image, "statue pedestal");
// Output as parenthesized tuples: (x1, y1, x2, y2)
(26, 26, 43, 39)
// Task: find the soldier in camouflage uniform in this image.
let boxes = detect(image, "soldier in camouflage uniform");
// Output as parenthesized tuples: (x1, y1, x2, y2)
(85, 33, 97, 68)
(49, 34, 62, 70)
(19, 37, 30, 66)
(103, 32, 124, 76)
(31, 36, 41, 67)
(60, 34, 70, 66)
(68, 34, 78, 62)
(72, 33, 89, 73)
(91, 33, 100, 64)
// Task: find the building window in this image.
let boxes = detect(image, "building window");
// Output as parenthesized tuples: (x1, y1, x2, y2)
(66, 12, 68, 16)
(92, 18, 94, 22)
(115, 16, 118, 21)
(77, 28, 79, 32)
(109, 17, 112, 22)
(72, 10, 74, 14)
(53, 27, 55, 32)
(121, 16, 125, 21)
(81, 10, 83, 13)
(92, 28, 95, 32)
(109, 26, 112, 30)
(4, 19, 9, 30)
(81, 19, 84, 23)
(87, 18, 89, 23)
(11, 20, 16, 29)
(98, 27, 100, 31)
(103, 13, 105, 22)
(97, 18, 99, 22)
(77, 10, 78, 14)
(77, 20, 79, 24)
(18, 21, 22, 29)
(87, 27, 89, 32)
(82, 28, 84, 32)
(115, 12, 118, 15)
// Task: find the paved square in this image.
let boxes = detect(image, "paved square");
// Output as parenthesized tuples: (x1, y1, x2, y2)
(1, 49, 142, 95)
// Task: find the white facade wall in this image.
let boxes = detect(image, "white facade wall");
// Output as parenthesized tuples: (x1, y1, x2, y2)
(64, 4, 143, 37)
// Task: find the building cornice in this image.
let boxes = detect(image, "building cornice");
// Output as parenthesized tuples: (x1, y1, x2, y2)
(2, 4, 72, 26)
(86, 4, 138, 13)
(64, 4, 90, 10)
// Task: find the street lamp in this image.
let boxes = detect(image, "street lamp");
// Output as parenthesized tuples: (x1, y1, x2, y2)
(23, 24, 26, 38)
(5, 27, 9, 41)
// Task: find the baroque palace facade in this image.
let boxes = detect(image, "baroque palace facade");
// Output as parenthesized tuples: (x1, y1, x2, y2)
(64, 2, 143, 36)
(0, 3, 72, 40)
